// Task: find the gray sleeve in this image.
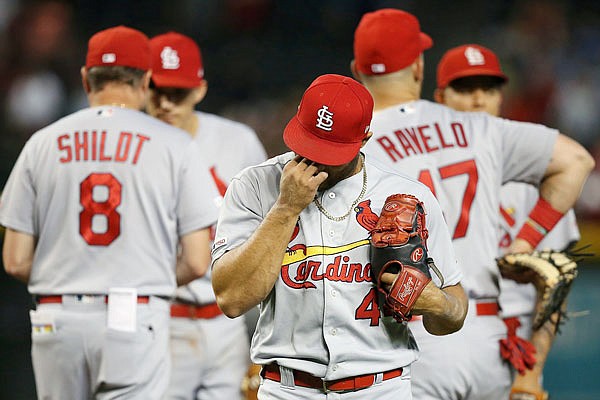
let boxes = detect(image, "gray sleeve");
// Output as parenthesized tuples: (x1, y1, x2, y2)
(420, 187, 462, 288)
(0, 142, 36, 234)
(176, 143, 219, 235)
(211, 174, 264, 264)
(499, 118, 558, 186)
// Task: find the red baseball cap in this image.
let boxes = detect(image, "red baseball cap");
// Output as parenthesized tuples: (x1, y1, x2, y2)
(86, 26, 151, 70)
(437, 44, 508, 88)
(150, 32, 204, 88)
(354, 8, 433, 75)
(283, 74, 374, 166)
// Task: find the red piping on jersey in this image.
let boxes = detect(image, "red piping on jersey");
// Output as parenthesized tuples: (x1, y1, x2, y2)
(500, 206, 516, 227)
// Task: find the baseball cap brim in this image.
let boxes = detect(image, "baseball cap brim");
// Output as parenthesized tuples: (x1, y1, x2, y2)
(420, 32, 433, 51)
(443, 68, 508, 88)
(283, 116, 363, 166)
(151, 73, 202, 89)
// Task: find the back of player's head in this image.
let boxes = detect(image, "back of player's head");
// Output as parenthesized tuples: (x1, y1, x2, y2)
(283, 74, 373, 166)
(353, 8, 433, 76)
(86, 25, 151, 71)
(150, 32, 204, 89)
(437, 44, 508, 89)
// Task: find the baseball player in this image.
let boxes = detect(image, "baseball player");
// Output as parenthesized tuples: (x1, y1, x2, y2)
(351, 9, 594, 400)
(147, 31, 267, 400)
(211, 73, 468, 399)
(0, 26, 220, 400)
(434, 43, 581, 400)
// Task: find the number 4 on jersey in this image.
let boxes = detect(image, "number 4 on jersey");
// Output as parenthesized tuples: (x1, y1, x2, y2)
(355, 288, 381, 326)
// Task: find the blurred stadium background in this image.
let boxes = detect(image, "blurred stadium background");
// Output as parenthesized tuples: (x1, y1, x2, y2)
(0, 0, 598, 399)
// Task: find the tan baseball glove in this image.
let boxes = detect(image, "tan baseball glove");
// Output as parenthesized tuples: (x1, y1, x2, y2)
(497, 249, 578, 330)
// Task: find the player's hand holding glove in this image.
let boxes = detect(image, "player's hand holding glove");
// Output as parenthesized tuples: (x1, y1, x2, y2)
(369, 194, 432, 323)
(496, 249, 578, 330)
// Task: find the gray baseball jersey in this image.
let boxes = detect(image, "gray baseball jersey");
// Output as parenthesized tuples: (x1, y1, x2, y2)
(363, 100, 557, 299)
(0, 105, 219, 400)
(499, 182, 580, 320)
(0, 106, 219, 296)
(212, 152, 461, 380)
(176, 111, 267, 304)
(365, 99, 558, 400)
(165, 111, 266, 400)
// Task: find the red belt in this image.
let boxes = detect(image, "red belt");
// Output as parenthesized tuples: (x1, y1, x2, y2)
(410, 301, 499, 321)
(170, 302, 222, 319)
(261, 363, 403, 393)
(475, 301, 500, 315)
(37, 295, 150, 304)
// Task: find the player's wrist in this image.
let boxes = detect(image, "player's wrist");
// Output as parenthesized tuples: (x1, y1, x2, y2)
(412, 282, 443, 315)
(271, 200, 304, 219)
(515, 198, 564, 249)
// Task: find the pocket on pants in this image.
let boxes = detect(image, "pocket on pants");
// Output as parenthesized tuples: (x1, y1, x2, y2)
(99, 327, 149, 387)
(31, 328, 61, 366)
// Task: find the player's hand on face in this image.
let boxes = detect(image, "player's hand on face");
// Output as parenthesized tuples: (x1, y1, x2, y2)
(277, 156, 328, 214)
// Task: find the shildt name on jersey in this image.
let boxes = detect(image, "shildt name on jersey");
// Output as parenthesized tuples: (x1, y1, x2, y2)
(375, 121, 468, 162)
(56, 130, 151, 164)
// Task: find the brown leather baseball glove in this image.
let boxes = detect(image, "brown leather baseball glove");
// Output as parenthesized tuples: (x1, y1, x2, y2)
(369, 194, 432, 323)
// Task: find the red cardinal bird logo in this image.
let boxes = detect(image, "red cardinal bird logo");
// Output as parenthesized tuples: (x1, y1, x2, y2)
(287, 221, 305, 255)
(290, 223, 300, 242)
(355, 199, 379, 232)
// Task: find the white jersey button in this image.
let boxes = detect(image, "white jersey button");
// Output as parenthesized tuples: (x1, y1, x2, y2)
(331, 289, 337, 297)
(328, 192, 336, 199)
(332, 365, 338, 371)
(330, 328, 337, 335)
(328, 230, 335, 237)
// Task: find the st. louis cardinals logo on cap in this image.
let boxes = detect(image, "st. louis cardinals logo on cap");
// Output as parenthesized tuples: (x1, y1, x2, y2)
(160, 46, 180, 70)
(464, 46, 485, 66)
(315, 105, 334, 132)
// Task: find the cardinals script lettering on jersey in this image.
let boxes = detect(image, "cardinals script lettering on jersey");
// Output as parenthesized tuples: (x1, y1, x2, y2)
(281, 255, 371, 289)
(375, 121, 468, 162)
(57, 131, 151, 165)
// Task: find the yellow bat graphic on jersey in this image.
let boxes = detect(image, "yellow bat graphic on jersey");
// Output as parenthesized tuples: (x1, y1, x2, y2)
(282, 239, 370, 266)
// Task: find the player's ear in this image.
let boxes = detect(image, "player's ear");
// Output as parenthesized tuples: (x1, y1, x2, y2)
(141, 70, 152, 91)
(361, 131, 373, 147)
(433, 88, 444, 104)
(350, 60, 361, 82)
(193, 80, 208, 105)
(80, 66, 91, 94)
(412, 55, 424, 83)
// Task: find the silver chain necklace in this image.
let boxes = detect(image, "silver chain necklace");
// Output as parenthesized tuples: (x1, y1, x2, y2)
(313, 155, 367, 222)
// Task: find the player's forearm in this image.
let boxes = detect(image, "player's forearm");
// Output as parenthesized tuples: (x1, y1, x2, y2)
(175, 259, 199, 286)
(529, 314, 558, 370)
(540, 134, 594, 212)
(175, 228, 212, 285)
(212, 203, 300, 318)
(513, 135, 593, 252)
(2, 228, 35, 283)
(418, 283, 468, 335)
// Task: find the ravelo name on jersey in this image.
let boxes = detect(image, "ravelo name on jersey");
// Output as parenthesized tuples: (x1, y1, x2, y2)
(375, 121, 468, 162)
(57, 131, 151, 165)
